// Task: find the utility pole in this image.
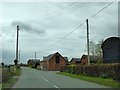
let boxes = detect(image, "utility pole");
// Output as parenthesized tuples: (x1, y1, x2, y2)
(19, 49, 20, 64)
(16, 25, 19, 65)
(86, 19, 90, 65)
(35, 52, 36, 60)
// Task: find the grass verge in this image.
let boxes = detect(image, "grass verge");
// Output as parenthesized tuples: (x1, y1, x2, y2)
(0, 84, 2, 90)
(2, 77, 18, 88)
(57, 72, 120, 88)
(2, 66, 22, 88)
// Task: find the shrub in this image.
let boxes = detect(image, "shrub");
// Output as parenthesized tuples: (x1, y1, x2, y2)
(2, 68, 12, 83)
(61, 63, 120, 81)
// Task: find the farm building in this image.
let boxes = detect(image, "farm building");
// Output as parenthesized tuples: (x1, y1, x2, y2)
(101, 37, 120, 63)
(39, 52, 68, 71)
(70, 58, 81, 64)
(80, 54, 102, 65)
(27, 59, 40, 66)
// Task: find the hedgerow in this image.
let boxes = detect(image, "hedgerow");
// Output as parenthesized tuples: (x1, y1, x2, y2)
(60, 63, 120, 81)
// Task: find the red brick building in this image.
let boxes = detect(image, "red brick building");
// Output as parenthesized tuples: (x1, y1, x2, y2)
(39, 52, 68, 71)
(80, 54, 102, 65)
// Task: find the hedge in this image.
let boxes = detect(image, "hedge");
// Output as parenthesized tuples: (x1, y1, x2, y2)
(2, 66, 21, 83)
(2, 68, 12, 83)
(60, 63, 120, 81)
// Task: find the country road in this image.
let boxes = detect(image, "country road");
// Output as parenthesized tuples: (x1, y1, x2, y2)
(14, 67, 110, 89)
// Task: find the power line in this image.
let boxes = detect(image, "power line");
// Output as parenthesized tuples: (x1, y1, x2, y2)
(91, 2, 114, 18)
(37, 1, 115, 53)
(32, 2, 90, 25)
(37, 21, 86, 53)
(9, 2, 115, 56)
(9, 2, 90, 45)
(25, 2, 80, 25)
(9, 30, 16, 42)
(9, 3, 85, 42)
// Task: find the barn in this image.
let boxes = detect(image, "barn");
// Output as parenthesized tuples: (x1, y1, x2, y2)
(39, 52, 68, 71)
(80, 54, 102, 65)
(101, 37, 120, 63)
(70, 58, 81, 65)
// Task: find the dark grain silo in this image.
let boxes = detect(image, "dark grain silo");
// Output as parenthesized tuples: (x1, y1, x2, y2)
(101, 37, 120, 63)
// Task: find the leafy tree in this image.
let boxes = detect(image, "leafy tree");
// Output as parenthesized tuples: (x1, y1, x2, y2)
(35, 62, 40, 68)
(14, 59, 18, 65)
(1, 62, 4, 66)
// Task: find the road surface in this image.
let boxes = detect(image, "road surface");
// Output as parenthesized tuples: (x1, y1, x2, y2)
(14, 67, 110, 88)
(0, 68, 2, 83)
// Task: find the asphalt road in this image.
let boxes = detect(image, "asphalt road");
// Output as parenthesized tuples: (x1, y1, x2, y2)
(14, 67, 110, 89)
(0, 68, 1, 83)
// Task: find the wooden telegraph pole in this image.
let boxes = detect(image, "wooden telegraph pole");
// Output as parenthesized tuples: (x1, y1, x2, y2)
(19, 49, 20, 64)
(86, 19, 90, 65)
(16, 25, 19, 65)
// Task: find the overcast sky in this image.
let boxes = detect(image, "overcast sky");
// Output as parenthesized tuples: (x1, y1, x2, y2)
(0, 1, 118, 64)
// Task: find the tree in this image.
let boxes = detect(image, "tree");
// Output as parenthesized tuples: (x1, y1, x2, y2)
(89, 40, 103, 56)
(95, 40, 104, 56)
(89, 41, 96, 55)
(35, 62, 40, 68)
(1, 62, 4, 66)
(14, 59, 18, 65)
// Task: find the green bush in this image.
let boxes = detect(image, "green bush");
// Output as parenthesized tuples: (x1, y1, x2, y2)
(2, 68, 12, 83)
(61, 63, 120, 81)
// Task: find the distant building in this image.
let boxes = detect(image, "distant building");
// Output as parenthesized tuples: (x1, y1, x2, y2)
(27, 59, 40, 66)
(101, 37, 120, 63)
(39, 52, 68, 71)
(70, 58, 81, 64)
(80, 54, 102, 65)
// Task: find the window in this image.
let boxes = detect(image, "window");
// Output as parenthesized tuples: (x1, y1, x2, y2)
(56, 56, 60, 64)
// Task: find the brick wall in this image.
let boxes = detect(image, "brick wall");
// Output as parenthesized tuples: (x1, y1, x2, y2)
(48, 54, 66, 71)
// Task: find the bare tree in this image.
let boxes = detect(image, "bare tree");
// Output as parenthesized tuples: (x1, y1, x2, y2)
(89, 40, 103, 56)
(95, 40, 104, 56)
(89, 41, 96, 55)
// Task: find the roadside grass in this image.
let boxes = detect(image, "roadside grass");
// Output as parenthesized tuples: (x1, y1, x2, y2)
(57, 72, 120, 88)
(0, 83, 2, 90)
(2, 77, 17, 88)
(2, 66, 22, 88)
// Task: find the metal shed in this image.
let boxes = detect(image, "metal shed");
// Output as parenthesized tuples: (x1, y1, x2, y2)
(101, 37, 120, 63)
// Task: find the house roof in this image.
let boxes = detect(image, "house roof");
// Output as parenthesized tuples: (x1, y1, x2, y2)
(63, 57, 68, 62)
(27, 59, 40, 62)
(81, 54, 102, 62)
(70, 58, 81, 62)
(43, 53, 56, 61)
(42, 52, 68, 62)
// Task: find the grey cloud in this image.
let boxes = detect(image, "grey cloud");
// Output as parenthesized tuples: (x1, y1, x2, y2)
(11, 21, 46, 35)
(2, 49, 15, 64)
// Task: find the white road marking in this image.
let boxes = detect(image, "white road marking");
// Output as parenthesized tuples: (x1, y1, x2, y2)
(41, 76, 49, 82)
(54, 85, 59, 88)
(41, 76, 60, 90)
(53, 85, 61, 90)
